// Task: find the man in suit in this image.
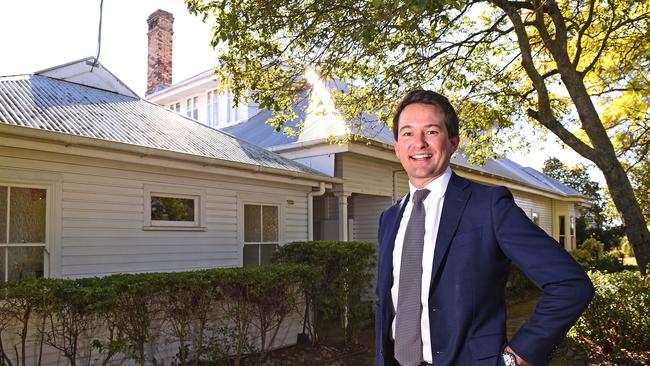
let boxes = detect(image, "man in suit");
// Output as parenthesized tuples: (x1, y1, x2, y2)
(375, 90, 594, 366)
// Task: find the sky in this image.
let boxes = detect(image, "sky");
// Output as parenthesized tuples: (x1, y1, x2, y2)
(0, 0, 603, 183)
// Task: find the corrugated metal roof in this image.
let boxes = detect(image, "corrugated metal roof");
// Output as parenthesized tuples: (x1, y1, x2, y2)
(0, 74, 326, 177)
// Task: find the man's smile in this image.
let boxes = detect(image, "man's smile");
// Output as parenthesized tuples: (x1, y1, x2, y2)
(410, 154, 432, 160)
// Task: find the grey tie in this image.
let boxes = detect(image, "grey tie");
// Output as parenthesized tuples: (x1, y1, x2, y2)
(395, 188, 430, 366)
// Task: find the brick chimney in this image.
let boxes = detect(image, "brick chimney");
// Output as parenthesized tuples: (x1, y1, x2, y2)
(146, 9, 174, 96)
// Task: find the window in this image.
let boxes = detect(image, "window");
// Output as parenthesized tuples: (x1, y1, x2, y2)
(192, 97, 199, 120)
(207, 92, 212, 126)
(144, 185, 206, 230)
(169, 104, 174, 110)
(531, 212, 540, 226)
(226, 89, 233, 123)
(558, 215, 566, 246)
(1, 185, 47, 282)
(212, 90, 219, 126)
(570, 215, 576, 249)
(243, 204, 279, 266)
(186, 99, 192, 117)
(175, 102, 180, 113)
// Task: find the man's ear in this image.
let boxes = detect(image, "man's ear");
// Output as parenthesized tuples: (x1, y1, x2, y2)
(394, 140, 400, 159)
(449, 136, 460, 154)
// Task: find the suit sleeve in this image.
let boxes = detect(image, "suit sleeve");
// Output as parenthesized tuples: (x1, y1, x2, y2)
(490, 186, 594, 366)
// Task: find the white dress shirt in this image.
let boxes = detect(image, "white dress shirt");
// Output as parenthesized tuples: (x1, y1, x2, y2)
(391, 167, 452, 363)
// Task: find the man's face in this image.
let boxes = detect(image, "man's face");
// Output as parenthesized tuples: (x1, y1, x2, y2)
(394, 103, 459, 188)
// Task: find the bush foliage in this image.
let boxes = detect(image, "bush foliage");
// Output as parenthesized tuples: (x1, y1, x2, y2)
(272, 240, 376, 343)
(570, 270, 650, 354)
(571, 237, 624, 273)
(0, 264, 313, 366)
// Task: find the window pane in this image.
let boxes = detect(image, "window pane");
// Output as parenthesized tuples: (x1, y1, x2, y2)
(558, 216, 565, 235)
(243, 244, 259, 266)
(10, 188, 46, 243)
(0, 186, 6, 243)
(262, 205, 278, 242)
(244, 205, 261, 242)
(7, 246, 44, 281)
(260, 244, 279, 265)
(151, 196, 195, 222)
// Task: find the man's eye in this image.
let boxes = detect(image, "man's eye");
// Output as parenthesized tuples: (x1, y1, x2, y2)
(426, 130, 439, 135)
(401, 132, 412, 137)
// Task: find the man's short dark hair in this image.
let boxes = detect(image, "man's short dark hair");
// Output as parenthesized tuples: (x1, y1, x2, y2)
(392, 90, 460, 140)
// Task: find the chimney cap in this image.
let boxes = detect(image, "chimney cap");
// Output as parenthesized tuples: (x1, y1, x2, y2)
(147, 9, 174, 22)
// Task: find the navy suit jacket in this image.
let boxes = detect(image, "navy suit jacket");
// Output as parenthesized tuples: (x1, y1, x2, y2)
(375, 172, 594, 366)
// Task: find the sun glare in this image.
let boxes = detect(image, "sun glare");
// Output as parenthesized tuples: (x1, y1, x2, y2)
(301, 67, 348, 141)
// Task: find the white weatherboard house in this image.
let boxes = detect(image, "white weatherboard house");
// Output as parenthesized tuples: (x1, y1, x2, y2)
(144, 11, 588, 253)
(0, 57, 338, 283)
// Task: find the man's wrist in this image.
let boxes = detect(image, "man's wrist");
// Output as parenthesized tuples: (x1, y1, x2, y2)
(504, 346, 528, 366)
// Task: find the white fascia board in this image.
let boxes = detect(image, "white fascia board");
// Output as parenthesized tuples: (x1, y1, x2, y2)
(269, 139, 350, 157)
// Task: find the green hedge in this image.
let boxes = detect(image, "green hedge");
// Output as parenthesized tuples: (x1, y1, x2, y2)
(571, 237, 625, 273)
(0, 264, 312, 366)
(569, 270, 650, 354)
(272, 240, 376, 344)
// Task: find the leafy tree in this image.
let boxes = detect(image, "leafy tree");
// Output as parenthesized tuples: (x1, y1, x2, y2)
(186, 0, 650, 272)
(542, 157, 624, 249)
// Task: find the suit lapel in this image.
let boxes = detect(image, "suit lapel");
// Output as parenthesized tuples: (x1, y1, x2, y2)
(379, 194, 409, 310)
(430, 172, 471, 287)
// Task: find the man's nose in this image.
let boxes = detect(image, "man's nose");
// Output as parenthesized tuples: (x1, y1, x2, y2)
(415, 132, 429, 147)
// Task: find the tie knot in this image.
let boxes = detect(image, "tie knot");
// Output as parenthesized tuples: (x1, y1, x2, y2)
(412, 189, 430, 204)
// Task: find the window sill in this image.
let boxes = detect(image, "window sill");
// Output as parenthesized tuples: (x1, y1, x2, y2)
(143, 226, 207, 232)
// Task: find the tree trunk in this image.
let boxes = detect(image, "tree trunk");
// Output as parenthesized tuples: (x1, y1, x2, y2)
(596, 159, 650, 274)
(495, 0, 650, 274)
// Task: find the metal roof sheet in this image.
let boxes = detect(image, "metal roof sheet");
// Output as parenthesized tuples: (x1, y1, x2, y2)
(0, 74, 325, 177)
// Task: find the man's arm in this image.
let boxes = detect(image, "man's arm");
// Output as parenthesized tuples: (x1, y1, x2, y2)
(491, 186, 594, 366)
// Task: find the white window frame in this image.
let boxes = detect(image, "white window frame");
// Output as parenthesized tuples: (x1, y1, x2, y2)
(212, 89, 219, 127)
(0, 183, 51, 282)
(207, 91, 212, 126)
(226, 88, 232, 124)
(143, 185, 206, 231)
(192, 96, 199, 120)
(237, 194, 285, 267)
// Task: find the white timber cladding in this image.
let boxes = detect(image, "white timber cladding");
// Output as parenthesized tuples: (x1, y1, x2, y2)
(0, 147, 311, 279)
(338, 152, 399, 196)
(510, 190, 554, 237)
(350, 193, 392, 244)
(394, 170, 410, 200)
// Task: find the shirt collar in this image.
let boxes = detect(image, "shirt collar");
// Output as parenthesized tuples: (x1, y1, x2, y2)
(408, 166, 452, 199)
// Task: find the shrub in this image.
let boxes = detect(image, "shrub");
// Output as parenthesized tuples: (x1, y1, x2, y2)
(506, 264, 537, 299)
(571, 237, 624, 273)
(273, 240, 376, 344)
(569, 270, 650, 353)
(211, 264, 311, 366)
(0, 278, 50, 366)
(0, 265, 312, 366)
(594, 252, 624, 273)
